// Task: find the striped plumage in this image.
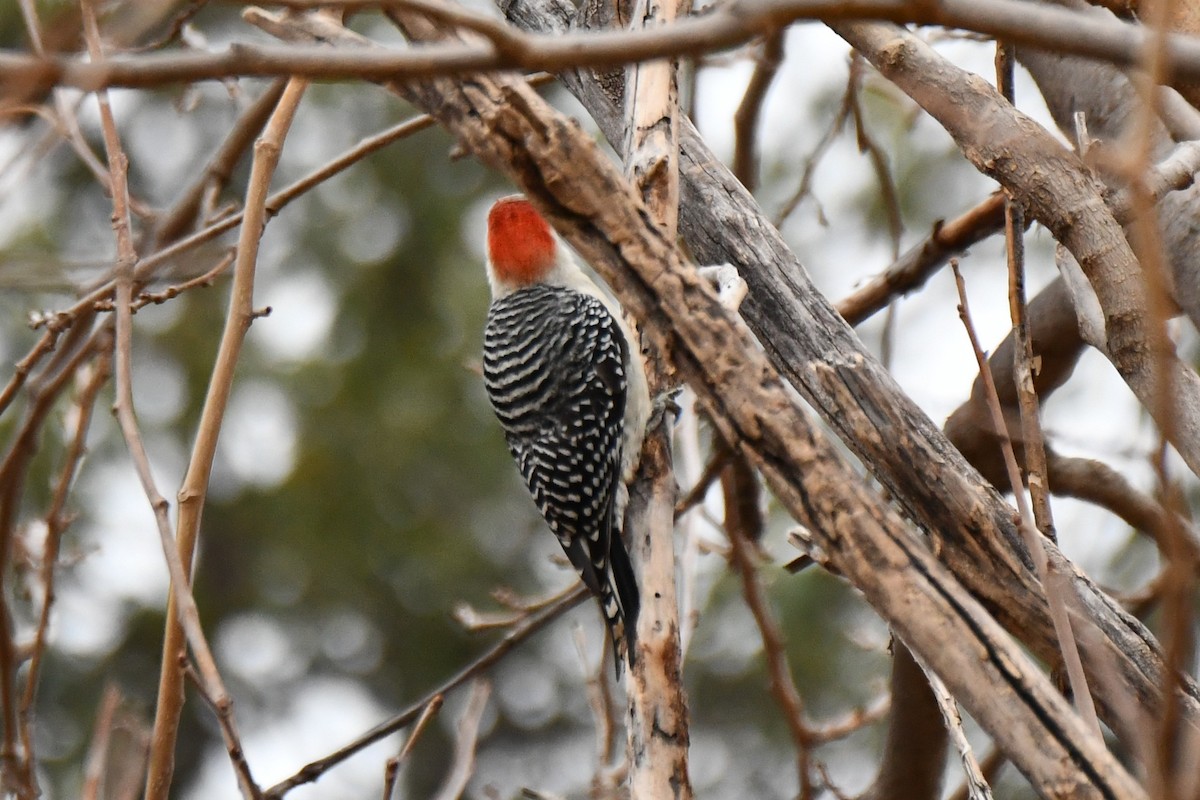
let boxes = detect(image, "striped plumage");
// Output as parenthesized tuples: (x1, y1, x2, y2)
(482, 195, 646, 677)
(483, 284, 640, 673)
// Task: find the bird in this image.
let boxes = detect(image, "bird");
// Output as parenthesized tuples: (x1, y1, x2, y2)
(481, 195, 649, 676)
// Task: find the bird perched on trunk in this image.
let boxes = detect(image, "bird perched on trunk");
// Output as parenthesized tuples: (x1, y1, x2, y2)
(481, 195, 649, 676)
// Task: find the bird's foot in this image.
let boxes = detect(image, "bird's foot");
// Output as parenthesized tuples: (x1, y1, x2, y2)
(648, 387, 683, 430)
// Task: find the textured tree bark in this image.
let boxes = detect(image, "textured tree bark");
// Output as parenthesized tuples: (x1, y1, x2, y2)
(1018, 16, 1200, 330)
(500, 0, 1200, 757)
(358, 35, 1145, 800)
(944, 3, 1200, 561)
(832, 21, 1200, 478)
(623, 422, 692, 800)
(256, 7, 1186, 795)
(620, 0, 694, 794)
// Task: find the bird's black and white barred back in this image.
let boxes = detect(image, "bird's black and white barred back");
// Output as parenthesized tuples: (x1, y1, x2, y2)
(483, 283, 641, 673)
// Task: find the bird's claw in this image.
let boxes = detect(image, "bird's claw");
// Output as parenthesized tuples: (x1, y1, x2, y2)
(648, 387, 683, 430)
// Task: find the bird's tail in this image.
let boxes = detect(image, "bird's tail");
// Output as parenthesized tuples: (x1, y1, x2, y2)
(604, 532, 641, 678)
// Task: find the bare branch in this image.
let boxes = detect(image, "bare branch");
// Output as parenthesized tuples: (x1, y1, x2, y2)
(1046, 452, 1199, 562)
(81, 1, 259, 797)
(431, 680, 490, 800)
(382, 696, 443, 800)
(153, 79, 289, 247)
(947, 750, 1008, 800)
(142, 77, 311, 800)
(774, 64, 853, 226)
(9, 0, 1200, 91)
(18, 346, 112, 783)
(836, 20, 1200, 478)
(264, 586, 588, 799)
(0, 319, 103, 796)
(1122, 3, 1199, 792)
(950, 261, 1101, 739)
(617, 0, 694, 794)
(726, 508, 813, 795)
(835, 193, 1006, 326)
(571, 625, 618, 774)
(81, 686, 123, 800)
(860, 643, 947, 800)
(805, 695, 890, 745)
(918, 665, 995, 800)
(996, 44, 1057, 550)
(732, 32, 785, 192)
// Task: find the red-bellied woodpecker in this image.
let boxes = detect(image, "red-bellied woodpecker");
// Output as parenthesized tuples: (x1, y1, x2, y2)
(482, 195, 650, 676)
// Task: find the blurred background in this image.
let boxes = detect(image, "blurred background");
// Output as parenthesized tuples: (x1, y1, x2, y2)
(0, 2, 1167, 797)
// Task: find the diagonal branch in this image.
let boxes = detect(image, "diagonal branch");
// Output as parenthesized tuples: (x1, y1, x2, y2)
(503, 0, 1200, 764)
(833, 20, 1200, 479)
(244, 10, 1150, 793)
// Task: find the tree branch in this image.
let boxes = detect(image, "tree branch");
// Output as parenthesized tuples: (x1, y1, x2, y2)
(143, 77, 309, 800)
(7, 0, 1200, 90)
(504, 0, 1200, 765)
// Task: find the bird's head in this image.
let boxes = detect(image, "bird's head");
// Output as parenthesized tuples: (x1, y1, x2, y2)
(485, 195, 561, 297)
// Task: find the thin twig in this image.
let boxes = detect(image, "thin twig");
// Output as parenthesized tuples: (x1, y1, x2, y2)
(805, 695, 890, 745)
(1127, 1, 1196, 794)
(732, 32, 785, 193)
(144, 78, 312, 800)
(0, 322, 76, 421)
(0, 85, 450, 432)
(849, 65, 903, 261)
(726, 504, 812, 796)
(18, 343, 112, 778)
(572, 625, 617, 775)
(81, 686, 123, 800)
(1046, 451, 1199, 564)
(455, 582, 582, 631)
(5, 75, 548, 418)
(947, 749, 1007, 800)
(835, 193, 1006, 326)
(919, 665, 995, 800)
(996, 43, 1055, 545)
(136, 251, 236, 308)
(92, 251, 236, 313)
(127, 0, 211, 53)
(31, 92, 481, 337)
(17, 0, 1200, 89)
(264, 585, 588, 799)
(673, 445, 729, 517)
(381, 696, 443, 800)
(0, 320, 102, 795)
(774, 57, 855, 227)
(431, 680, 490, 800)
(153, 78, 288, 247)
(950, 262, 1102, 740)
(813, 761, 852, 800)
(16, 0, 118, 197)
(80, 2, 265, 798)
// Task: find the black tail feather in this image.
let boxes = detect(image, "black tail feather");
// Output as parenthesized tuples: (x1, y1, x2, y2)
(606, 531, 640, 677)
